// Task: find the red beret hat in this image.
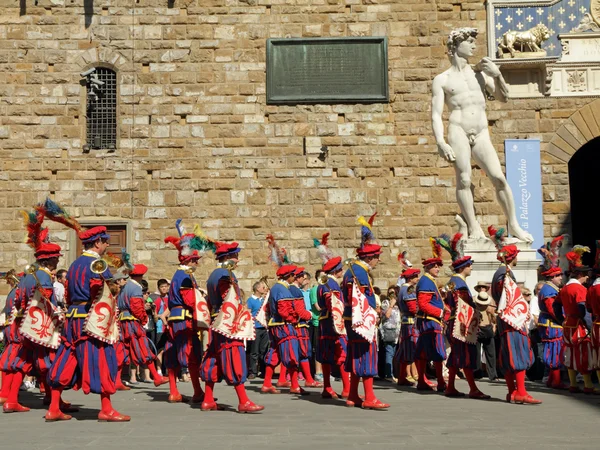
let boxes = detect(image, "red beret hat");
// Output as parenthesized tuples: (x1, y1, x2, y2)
(541, 267, 562, 277)
(294, 266, 306, 276)
(180, 250, 201, 264)
(215, 242, 241, 259)
(498, 245, 519, 263)
(130, 264, 148, 276)
(357, 244, 382, 259)
(422, 257, 443, 268)
(452, 256, 473, 270)
(34, 242, 63, 260)
(401, 268, 421, 278)
(323, 256, 343, 274)
(276, 264, 297, 278)
(79, 226, 110, 243)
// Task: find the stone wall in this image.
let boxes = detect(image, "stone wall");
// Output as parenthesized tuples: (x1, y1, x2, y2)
(0, 0, 590, 292)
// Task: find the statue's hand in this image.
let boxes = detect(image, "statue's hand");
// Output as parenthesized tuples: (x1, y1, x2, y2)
(479, 57, 501, 78)
(437, 142, 456, 162)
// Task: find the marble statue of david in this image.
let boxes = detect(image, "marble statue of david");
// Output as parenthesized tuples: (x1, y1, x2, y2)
(431, 27, 533, 243)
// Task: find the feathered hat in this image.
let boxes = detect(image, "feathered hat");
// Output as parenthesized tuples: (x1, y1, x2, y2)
(592, 240, 600, 274)
(356, 213, 382, 259)
(565, 245, 591, 273)
(37, 198, 110, 245)
(398, 251, 420, 278)
(437, 233, 472, 270)
(488, 225, 519, 263)
(422, 237, 443, 268)
(538, 235, 566, 277)
(164, 219, 202, 264)
(21, 209, 62, 260)
(313, 232, 342, 274)
(266, 234, 296, 278)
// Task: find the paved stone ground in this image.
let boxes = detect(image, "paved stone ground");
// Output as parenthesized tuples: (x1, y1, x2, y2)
(0, 377, 599, 450)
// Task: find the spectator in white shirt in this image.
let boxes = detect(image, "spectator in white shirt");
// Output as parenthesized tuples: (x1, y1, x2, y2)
(525, 283, 544, 381)
(53, 269, 67, 309)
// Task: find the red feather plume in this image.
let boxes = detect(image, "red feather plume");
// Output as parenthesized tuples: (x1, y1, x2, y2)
(367, 213, 377, 226)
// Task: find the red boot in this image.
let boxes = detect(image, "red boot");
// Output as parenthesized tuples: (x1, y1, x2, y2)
(237, 400, 264, 413)
(45, 410, 72, 422)
(3, 402, 30, 413)
(513, 393, 542, 404)
(167, 393, 188, 403)
(361, 398, 390, 410)
(200, 401, 224, 411)
(98, 410, 131, 422)
(153, 376, 169, 387)
(260, 386, 281, 394)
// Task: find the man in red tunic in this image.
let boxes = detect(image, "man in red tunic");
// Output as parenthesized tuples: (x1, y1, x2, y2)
(587, 241, 600, 387)
(555, 247, 596, 394)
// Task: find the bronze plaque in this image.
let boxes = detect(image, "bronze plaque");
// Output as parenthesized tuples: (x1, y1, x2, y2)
(266, 37, 389, 104)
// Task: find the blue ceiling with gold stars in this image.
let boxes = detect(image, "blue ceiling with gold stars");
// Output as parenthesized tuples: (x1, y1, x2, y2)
(492, 0, 589, 57)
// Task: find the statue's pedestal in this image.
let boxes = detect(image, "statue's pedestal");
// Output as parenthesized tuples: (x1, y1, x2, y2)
(461, 238, 539, 292)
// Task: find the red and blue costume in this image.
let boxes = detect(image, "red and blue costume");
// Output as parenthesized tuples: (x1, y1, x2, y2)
(201, 267, 247, 386)
(555, 279, 592, 376)
(445, 274, 477, 371)
(289, 273, 321, 387)
(444, 269, 489, 399)
(342, 260, 378, 379)
(0, 283, 19, 404)
(492, 265, 533, 374)
(316, 268, 349, 398)
(268, 280, 302, 373)
(341, 245, 389, 410)
(587, 278, 600, 378)
(0, 286, 22, 377)
(8, 269, 55, 377)
(48, 251, 118, 396)
(0, 269, 60, 412)
(415, 274, 446, 363)
(200, 248, 264, 413)
(118, 273, 166, 387)
(164, 266, 204, 402)
(537, 282, 564, 371)
(491, 256, 539, 404)
(395, 283, 418, 364)
(415, 272, 446, 390)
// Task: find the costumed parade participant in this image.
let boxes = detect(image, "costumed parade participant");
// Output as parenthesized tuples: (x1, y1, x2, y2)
(262, 234, 310, 395)
(289, 266, 323, 388)
(163, 221, 207, 404)
(259, 235, 297, 394)
(489, 226, 540, 405)
(200, 240, 264, 413)
(44, 199, 130, 421)
(342, 214, 389, 409)
(537, 236, 567, 390)
(555, 245, 597, 394)
(393, 252, 421, 386)
(109, 268, 130, 391)
(438, 234, 489, 399)
(0, 270, 21, 404)
(314, 233, 350, 399)
(117, 262, 168, 388)
(415, 237, 446, 392)
(587, 241, 600, 386)
(1, 208, 72, 415)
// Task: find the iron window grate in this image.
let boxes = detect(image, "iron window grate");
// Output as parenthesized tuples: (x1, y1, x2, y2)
(86, 67, 117, 150)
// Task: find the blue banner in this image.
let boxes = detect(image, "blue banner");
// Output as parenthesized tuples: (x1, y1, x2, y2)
(504, 139, 544, 256)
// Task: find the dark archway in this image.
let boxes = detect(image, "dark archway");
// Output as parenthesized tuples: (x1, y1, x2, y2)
(568, 136, 600, 265)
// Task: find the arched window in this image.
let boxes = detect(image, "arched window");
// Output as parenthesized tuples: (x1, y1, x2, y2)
(84, 67, 117, 151)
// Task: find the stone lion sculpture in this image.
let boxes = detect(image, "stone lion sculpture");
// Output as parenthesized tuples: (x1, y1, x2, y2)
(497, 23, 550, 58)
